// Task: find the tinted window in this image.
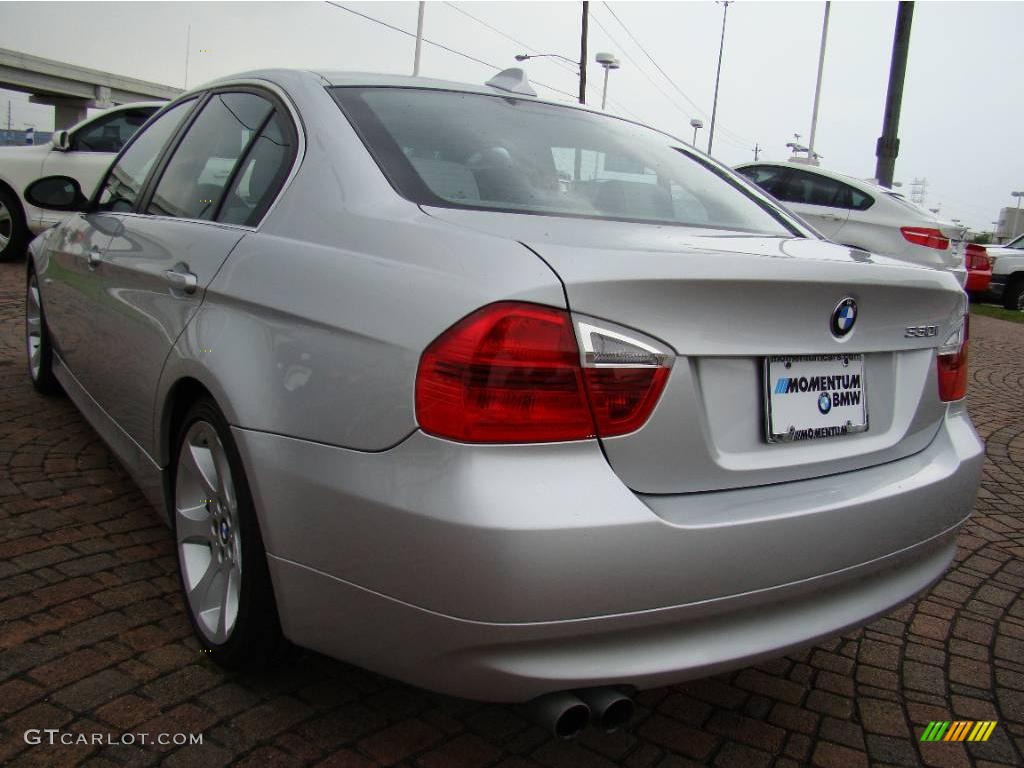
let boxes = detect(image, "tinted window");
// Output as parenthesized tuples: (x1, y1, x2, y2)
(737, 165, 789, 196)
(333, 87, 791, 235)
(73, 106, 159, 153)
(217, 111, 293, 226)
(147, 92, 273, 220)
(777, 169, 845, 207)
(96, 100, 195, 213)
(846, 185, 873, 211)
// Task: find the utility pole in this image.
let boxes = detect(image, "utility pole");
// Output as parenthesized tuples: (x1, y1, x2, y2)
(752, 142, 761, 161)
(874, 1, 914, 188)
(808, 1, 831, 158)
(412, 2, 425, 76)
(707, 0, 732, 155)
(184, 24, 191, 89)
(578, 1, 589, 104)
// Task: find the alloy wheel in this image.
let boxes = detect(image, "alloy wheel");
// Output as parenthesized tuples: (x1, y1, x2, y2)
(175, 421, 243, 645)
(26, 273, 42, 380)
(0, 199, 11, 251)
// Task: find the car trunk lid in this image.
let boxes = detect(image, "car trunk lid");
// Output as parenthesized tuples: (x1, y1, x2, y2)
(423, 208, 966, 493)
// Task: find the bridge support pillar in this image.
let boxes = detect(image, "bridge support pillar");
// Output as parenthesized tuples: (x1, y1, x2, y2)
(29, 95, 90, 129)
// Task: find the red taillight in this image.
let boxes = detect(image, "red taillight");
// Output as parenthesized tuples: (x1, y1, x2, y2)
(415, 302, 670, 443)
(901, 227, 949, 251)
(937, 315, 968, 402)
(965, 244, 990, 271)
(584, 367, 670, 437)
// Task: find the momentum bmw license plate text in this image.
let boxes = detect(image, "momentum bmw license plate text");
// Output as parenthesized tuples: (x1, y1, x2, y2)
(765, 354, 868, 442)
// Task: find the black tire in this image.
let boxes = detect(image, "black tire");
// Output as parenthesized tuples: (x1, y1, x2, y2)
(171, 397, 287, 669)
(0, 186, 29, 262)
(1003, 277, 1024, 312)
(25, 266, 61, 395)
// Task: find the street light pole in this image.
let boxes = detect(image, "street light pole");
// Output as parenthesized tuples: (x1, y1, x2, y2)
(412, 1, 425, 76)
(595, 52, 620, 110)
(707, 1, 732, 156)
(1013, 191, 1024, 237)
(690, 118, 703, 146)
(808, 2, 831, 158)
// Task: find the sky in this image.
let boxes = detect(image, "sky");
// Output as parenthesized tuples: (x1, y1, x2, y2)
(0, 0, 1021, 232)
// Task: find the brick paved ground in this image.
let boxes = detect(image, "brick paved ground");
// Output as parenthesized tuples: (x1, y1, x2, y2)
(1, 257, 1022, 767)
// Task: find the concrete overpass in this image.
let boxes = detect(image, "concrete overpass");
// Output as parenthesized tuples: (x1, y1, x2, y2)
(0, 47, 182, 129)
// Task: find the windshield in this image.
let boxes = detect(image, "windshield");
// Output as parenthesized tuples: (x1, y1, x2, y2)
(331, 87, 793, 236)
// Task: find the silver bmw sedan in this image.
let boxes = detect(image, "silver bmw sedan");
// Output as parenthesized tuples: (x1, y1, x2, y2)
(23, 67, 982, 734)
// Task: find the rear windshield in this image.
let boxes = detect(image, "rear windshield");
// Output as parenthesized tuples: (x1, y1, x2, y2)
(331, 87, 793, 236)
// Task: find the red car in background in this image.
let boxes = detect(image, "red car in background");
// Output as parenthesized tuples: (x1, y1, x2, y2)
(965, 243, 992, 294)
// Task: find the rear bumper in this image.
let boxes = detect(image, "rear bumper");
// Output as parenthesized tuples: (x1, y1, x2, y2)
(235, 406, 983, 701)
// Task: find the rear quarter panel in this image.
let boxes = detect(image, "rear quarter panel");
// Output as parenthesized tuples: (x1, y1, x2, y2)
(158, 211, 563, 455)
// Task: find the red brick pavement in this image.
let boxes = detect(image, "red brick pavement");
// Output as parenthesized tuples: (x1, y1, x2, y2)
(1, 258, 1022, 766)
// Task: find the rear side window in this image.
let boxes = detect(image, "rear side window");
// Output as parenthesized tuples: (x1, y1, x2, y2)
(332, 87, 792, 236)
(147, 92, 274, 220)
(73, 107, 159, 153)
(845, 185, 873, 211)
(777, 169, 845, 207)
(217, 111, 293, 226)
(96, 100, 196, 213)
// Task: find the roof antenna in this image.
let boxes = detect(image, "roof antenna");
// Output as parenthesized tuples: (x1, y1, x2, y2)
(485, 68, 537, 97)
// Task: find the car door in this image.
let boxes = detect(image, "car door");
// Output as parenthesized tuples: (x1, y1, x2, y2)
(41, 99, 197, 397)
(82, 89, 294, 455)
(37, 105, 159, 230)
(772, 168, 849, 240)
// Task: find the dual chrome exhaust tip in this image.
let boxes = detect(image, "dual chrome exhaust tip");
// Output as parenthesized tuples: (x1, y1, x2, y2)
(526, 687, 635, 739)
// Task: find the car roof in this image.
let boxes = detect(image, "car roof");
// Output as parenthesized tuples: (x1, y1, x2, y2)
(198, 67, 613, 118)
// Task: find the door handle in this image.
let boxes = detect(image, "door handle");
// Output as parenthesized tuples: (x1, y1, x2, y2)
(87, 248, 102, 268)
(164, 267, 198, 295)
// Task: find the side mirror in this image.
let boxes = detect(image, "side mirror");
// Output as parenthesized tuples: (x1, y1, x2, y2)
(24, 176, 89, 212)
(51, 130, 71, 151)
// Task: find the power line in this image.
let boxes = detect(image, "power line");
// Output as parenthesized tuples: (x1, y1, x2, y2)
(588, 5, 750, 150)
(443, 2, 576, 77)
(323, 2, 579, 101)
(586, 10, 693, 121)
(602, 1, 754, 147)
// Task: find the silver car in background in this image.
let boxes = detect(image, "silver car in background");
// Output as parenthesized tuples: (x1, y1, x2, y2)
(24, 68, 982, 735)
(735, 160, 968, 284)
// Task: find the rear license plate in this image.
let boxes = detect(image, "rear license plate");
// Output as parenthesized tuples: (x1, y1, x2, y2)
(764, 354, 868, 442)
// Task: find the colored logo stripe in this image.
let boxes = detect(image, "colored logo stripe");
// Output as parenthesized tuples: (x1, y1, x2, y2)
(920, 721, 997, 742)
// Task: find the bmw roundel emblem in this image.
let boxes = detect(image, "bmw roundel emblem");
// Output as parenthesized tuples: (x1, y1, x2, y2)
(831, 298, 857, 337)
(818, 392, 832, 415)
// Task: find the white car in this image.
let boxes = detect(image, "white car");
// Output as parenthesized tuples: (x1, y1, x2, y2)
(0, 101, 162, 260)
(736, 161, 966, 284)
(982, 232, 1024, 309)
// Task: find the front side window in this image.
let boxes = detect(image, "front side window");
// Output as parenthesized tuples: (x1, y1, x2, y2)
(147, 92, 274, 220)
(736, 165, 789, 197)
(332, 87, 792, 235)
(73, 107, 160, 153)
(96, 100, 196, 213)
